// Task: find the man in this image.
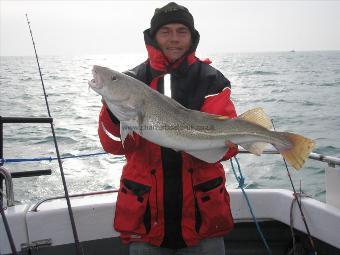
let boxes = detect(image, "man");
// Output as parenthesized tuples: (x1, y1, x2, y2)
(98, 2, 238, 254)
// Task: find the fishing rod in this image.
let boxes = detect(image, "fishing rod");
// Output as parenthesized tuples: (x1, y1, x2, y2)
(271, 120, 317, 255)
(25, 14, 84, 255)
(0, 202, 17, 255)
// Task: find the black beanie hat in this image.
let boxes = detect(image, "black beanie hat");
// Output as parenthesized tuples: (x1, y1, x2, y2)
(150, 2, 195, 36)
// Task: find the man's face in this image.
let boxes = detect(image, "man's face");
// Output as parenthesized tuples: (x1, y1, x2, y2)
(155, 23, 192, 63)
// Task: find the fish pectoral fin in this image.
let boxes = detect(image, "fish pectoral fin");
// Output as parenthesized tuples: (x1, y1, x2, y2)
(185, 147, 228, 163)
(239, 142, 268, 156)
(136, 110, 145, 136)
(108, 105, 137, 121)
(120, 121, 135, 145)
(106, 99, 145, 122)
(119, 102, 145, 139)
(238, 107, 273, 130)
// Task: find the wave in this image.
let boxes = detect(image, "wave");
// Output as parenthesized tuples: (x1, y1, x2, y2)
(271, 88, 289, 93)
(317, 81, 340, 87)
(302, 100, 323, 106)
(19, 77, 34, 81)
(45, 75, 72, 81)
(252, 71, 279, 75)
(313, 145, 340, 155)
(238, 70, 279, 76)
(33, 135, 78, 144)
(238, 71, 279, 76)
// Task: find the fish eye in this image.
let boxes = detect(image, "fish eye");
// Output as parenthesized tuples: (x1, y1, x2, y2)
(111, 75, 117, 81)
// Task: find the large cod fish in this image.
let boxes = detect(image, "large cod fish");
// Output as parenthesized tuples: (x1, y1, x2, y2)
(89, 65, 314, 170)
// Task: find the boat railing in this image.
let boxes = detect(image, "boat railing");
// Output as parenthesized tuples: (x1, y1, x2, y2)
(29, 149, 340, 211)
(0, 166, 15, 207)
(31, 189, 119, 212)
(0, 166, 52, 207)
(1, 116, 340, 210)
(238, 149, 340, 167)
(0, 116, 53, 207)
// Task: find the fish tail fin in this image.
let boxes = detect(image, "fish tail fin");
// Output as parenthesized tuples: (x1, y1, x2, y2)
(238, 107, 273, 130)
(275, 132, 315, 170)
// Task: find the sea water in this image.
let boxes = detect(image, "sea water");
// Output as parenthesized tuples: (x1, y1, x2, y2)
(0, 51, 339, 204)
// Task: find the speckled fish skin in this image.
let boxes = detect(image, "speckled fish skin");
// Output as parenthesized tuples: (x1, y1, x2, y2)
(89, 65, 315, 170)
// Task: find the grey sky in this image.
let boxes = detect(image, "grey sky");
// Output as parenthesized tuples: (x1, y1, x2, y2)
(1, 1, 340, 56)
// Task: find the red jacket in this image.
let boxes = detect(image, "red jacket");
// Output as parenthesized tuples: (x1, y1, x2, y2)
(98, 28, 238, 248)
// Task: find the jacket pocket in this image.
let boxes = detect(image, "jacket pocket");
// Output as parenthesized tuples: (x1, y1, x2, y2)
(194, 177, 233, 237)
(114, 179, 151, 234)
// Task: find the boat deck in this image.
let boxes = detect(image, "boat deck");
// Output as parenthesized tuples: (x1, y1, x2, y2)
(10, 221, 340, 255)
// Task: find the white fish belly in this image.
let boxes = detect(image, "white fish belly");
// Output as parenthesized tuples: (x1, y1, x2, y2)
(140, 129, 226, 151)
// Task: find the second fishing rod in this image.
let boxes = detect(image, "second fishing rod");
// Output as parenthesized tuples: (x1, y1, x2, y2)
(25, 14, 84, 255)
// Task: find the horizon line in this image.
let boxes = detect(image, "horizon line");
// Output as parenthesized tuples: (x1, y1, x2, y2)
(1, 49, 340, 58)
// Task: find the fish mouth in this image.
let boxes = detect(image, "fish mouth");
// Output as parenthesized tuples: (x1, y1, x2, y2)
(88, 78, 96, 88)
(88, 66, 104, 90)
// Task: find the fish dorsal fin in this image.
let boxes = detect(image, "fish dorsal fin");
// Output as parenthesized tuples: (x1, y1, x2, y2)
(238, 107, 273, 130)
(120, 121, 135, 145)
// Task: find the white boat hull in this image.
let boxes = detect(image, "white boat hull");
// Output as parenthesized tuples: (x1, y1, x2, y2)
(1, 189, 340, 254)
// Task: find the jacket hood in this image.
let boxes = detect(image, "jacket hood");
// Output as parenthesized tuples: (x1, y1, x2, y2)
(143, 28, 200, 74)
